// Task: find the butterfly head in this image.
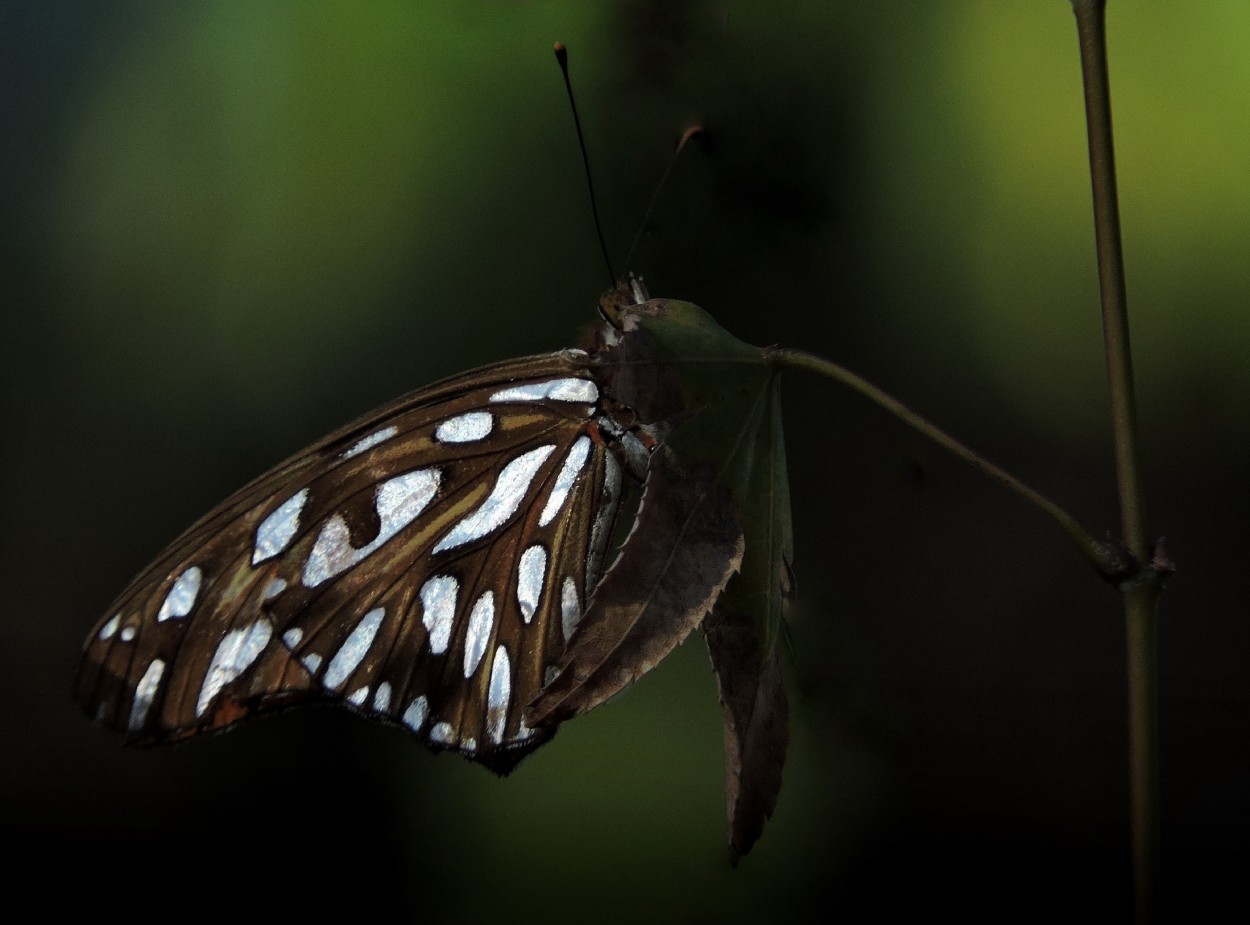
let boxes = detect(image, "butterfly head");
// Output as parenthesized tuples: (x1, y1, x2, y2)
(597, 276, 652, 328)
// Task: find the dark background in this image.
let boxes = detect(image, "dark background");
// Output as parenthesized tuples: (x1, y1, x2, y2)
(4, 2, 1247, 920)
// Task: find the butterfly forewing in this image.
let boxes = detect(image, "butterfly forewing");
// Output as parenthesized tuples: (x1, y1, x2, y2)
(77, 348, 639, 771)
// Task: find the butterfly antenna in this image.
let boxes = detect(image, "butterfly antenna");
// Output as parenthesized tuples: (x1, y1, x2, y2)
(555, 42, 615, 287)
(621, 125, 703, 278)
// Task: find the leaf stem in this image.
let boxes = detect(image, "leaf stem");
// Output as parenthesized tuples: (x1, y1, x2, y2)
(1070, 1, 1159, 920)
(770, 347, 1105, 568)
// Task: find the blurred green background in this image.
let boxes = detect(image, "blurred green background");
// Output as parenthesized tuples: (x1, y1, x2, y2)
(3, 1, 1247, 920)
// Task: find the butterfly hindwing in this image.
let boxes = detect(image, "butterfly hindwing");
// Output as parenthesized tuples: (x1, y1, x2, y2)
(76, 348, 637, 771)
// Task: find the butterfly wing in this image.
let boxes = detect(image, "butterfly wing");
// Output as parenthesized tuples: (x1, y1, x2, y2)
(76, 349, 632, 772)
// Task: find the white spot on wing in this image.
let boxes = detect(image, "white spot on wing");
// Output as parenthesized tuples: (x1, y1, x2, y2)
(561, 577, 581, 641)
(516, 545, 547, 624)
(157, 566, 202, 622)
(253, 489, 309, 565)
(303, 469, 440, 586)
(301, 653, 323, 674)
(120, 626, 136, 642)
(323, 607, 385, 690)
(489, 378, 598, 404)
(430, 721, 455, 744)
(486, 645, 511, 745)
(402, 696, 428, 732)
(420, 575, 458, 654)
(463, 592, 495, 678)
(98, 615, 120, 641)
(433, 446, 555, 553)
(539, 436, 591, 526)
(128, 659, 165, 731)
(434, 411, 494, 443)
(262, 577, 288, 601)
(282, 627, 303, 648)
(195, 619, 273, 717)
(373, 681, 392, 713)
(347, 686, 369, 706)
(342, 426, 399, 459)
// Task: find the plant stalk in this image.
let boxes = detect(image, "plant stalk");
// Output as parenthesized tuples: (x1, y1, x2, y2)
(1070, 1, 1159, 920)
(771, 348, 1104, 567)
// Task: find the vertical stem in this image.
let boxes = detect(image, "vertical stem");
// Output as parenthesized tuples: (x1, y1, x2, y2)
(1123, 588, 1159, 919)
(1072, 1, 1144, 552)
(1069, 1, 1158, 920)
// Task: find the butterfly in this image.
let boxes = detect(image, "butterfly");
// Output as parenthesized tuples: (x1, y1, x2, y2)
(76, 277, 791, 852)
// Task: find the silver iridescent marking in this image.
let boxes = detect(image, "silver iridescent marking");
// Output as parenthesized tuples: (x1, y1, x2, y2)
(433, 445, 555, 553)
(544, 665, 559, 686)
(303, 469, 440, 586)
(347, 686, 369, 706)
(402, 696, 429, 732)
(461, 738, 477, 753)
(420, 575, 458, 654)
(539, 436, 591, 527)
(282, 627, 304, 648)
(262, 577, 287, 602)
(462, 592, 495, 679)
(561, 577, 581, 640)
(301, 653, 323, 674)
(196, 619, 274, 717)
(252, 488, 309, 565)
(430, 721, 455, 744)
(323, 607, 385, 690)
(516, 544, 547, 624)
(128, 658, 166, 731)
(98, 615, 120, 641)
(120, 626, 136, 642)
(342, 426, 399, 460)
(434, 411, 494, 444)
(486, 645, 511, 745)
(373, 681, 392, 713)
(489, 378, 598, 404)
(157, 566, 202, 621)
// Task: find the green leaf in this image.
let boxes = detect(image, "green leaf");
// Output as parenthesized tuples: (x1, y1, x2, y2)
(597, 297, 794, 645)
(701, 375, 793, 858)
(588, 294, 796, 853)
(703, 601, 788, 859)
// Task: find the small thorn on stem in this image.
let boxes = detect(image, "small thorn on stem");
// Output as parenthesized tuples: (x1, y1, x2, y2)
(1149, 536, 1176, 581)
